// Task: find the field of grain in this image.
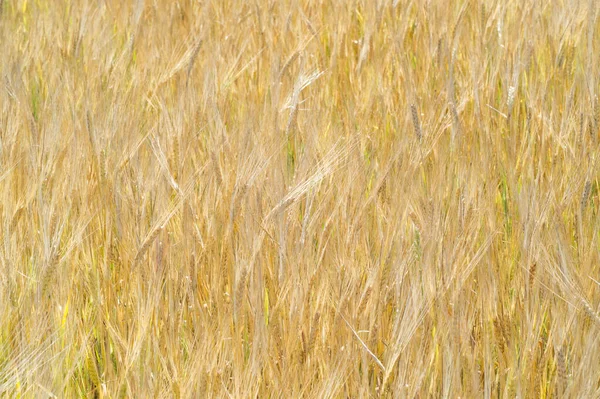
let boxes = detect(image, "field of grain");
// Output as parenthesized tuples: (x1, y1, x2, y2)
(1, 0, 599, 397)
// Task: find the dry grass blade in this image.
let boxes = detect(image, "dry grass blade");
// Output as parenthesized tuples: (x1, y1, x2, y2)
(338, 312, 385, 372)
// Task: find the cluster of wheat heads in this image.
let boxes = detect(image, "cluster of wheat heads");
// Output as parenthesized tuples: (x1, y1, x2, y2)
(0, 0, 600, 397)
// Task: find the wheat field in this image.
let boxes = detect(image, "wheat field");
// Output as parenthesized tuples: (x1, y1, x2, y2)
(1, 0, 599, 397)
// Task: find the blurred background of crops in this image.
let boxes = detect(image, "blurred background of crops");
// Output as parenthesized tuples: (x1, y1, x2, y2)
(1, 0, 599, 397)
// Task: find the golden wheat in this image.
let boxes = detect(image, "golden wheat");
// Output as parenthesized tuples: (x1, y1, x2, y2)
(1, 0, 600, 397)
